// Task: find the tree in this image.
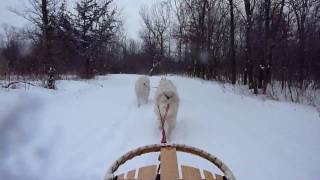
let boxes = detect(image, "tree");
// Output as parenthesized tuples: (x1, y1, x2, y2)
(264, 0, 286, 91)
(49, 0, 78, 73)
(1, 25, 24, 75)
(140, 1, 172, 57)
(173, 0, 188, 62)
(73, 0, 120, 78)
(243, 0, 256, 88)
(288, 0, 319, 88)
(10, 0, 61, 73)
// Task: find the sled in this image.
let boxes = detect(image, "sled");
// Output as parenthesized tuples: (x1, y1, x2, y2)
(105, 144, 235, 180)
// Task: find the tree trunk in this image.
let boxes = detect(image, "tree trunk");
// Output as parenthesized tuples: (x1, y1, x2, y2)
(299, 29, 306, 89)
(41, 0, 50, 71)
(244, 0, 253, 89)
(262, 0, 271, 90)
(229, 0, 236, 84)
(264, 0, 271, 65)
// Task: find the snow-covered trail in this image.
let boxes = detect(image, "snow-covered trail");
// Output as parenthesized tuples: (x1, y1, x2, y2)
(0, 74, 319, 180)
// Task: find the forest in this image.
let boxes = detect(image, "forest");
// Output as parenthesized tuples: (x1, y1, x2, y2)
(0, 0, 319, 94)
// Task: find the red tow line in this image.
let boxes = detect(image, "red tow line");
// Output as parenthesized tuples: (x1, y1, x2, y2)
(157, 104, 170, 144)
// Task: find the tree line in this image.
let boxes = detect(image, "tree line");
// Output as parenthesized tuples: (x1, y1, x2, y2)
(139, 0, 320, 91)
(0, 0, 319, 91)
(1, 0, 122, 79)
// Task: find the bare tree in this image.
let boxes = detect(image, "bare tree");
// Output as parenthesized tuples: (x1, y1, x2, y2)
(243, 0, 256, 88)
(288, 0, 319, 88)
(173, 0, 188, 62)
(140, 1, 172, 57)
(1, 25, 24, 76)
(10, 0, 61, 73)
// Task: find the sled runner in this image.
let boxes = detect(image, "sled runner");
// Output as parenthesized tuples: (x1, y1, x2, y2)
(105, 144, 236, 180)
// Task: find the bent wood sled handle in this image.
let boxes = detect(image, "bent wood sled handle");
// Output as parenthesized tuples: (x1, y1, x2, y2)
(105, 144, 236, 180)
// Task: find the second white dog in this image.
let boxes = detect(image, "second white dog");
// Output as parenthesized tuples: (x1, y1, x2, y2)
(154, 78, 179, 138)
(135, 76, 150, 107)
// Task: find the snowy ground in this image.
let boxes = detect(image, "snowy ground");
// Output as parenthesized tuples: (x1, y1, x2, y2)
(0, 74, 319, 180)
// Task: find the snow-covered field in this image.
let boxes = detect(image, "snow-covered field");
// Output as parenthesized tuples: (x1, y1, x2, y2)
(1, 74, 319, 180)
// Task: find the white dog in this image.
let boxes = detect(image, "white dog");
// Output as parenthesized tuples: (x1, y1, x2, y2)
(135, 76, 150, 107)
(154, 78, 179, 138)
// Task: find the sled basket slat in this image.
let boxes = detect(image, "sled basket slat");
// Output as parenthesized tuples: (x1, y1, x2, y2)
(160, 147, 179, 179)
(126, 170, 136, 179)
(215, 174, 224, 180)
(204, 170, 214, 180)
(116, 174, 124, 180)
(138, 165, 157, 179)
(181, 165, 201, 180)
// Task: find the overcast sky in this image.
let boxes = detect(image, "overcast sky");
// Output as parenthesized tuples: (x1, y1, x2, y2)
(0, 0, 153, 39)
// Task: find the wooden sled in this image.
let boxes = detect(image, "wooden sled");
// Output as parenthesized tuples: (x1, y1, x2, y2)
(105, 144, 235, 180)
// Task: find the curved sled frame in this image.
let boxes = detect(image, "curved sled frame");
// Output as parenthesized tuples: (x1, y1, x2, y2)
(105, 144, 235, 180)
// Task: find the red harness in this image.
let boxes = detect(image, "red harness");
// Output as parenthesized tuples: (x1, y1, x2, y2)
(157, 104, 170, 144)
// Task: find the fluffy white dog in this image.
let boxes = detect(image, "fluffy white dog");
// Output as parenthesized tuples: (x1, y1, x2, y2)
(135, 76, 150, 107)
(154, 78, 179, 138)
